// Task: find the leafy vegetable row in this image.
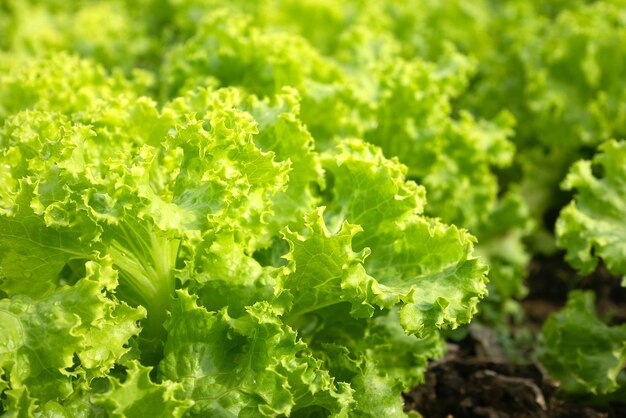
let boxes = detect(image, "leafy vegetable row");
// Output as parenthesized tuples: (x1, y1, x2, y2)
(1, 0, 626, 416)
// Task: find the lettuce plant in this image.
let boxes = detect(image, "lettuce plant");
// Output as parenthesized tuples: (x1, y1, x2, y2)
(0, 54, 487, 416)
(541, 291, 626, 395)
(557, 140, 626, 277)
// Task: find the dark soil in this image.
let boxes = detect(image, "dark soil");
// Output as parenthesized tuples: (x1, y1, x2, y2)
(404, 254, 626, 418)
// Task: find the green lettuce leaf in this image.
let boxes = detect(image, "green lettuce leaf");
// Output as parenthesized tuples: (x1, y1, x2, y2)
(321, 139, 488, 336)
(0, 258, 145, 413)
(541, 290, 626, 395)
(159, 290, 353, 417)
(91, 361, 191, 418)
(557, 140, 626, 276)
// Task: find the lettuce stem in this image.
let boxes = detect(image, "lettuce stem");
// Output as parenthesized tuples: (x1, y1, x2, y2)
(107, 220, 180, 364)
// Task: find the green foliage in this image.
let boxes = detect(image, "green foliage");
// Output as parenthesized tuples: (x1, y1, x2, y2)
(0, 258, 145, 413)
(557, 140, 626, 276)
(541, 291, 626, 395)
(0, 49, 486, 414)
(552, 140, 626, 395)
(3, 0, 626, 412)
